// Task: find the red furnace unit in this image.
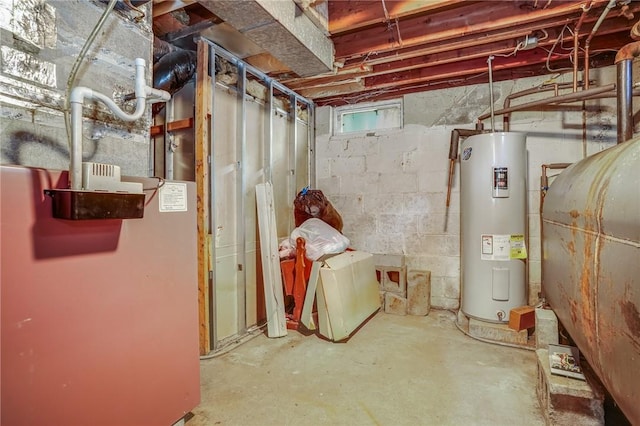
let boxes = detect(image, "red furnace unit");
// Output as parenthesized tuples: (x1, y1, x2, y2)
(1, 165, 200, 426)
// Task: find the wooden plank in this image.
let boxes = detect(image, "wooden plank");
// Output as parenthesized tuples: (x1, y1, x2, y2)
(329, 0, 468, 35)
(332, 2, 587, 58)
(255, 182, 287, 338)
(152, 0, 197, 18)
(509, 306, 536, 331)
(150, 117, 194, 137)
(195, 39, 210, 355)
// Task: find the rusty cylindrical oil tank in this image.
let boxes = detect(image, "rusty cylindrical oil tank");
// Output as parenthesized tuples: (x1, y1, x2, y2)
(542, 136, 640, 424)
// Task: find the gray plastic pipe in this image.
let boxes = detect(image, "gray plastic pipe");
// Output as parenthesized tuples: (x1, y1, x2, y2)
(69, 58, 171, 190)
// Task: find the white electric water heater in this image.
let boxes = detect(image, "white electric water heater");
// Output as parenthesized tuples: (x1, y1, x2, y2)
(460, 132, 527, 322)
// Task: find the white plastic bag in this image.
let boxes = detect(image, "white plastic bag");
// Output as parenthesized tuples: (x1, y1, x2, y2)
(290, 218, 350, 261)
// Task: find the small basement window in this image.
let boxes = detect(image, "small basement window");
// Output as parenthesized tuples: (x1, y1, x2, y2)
(334, 99, 403, 135)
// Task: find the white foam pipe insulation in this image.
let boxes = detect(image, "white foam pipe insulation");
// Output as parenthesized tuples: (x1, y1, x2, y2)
(69, 58, 170, 190)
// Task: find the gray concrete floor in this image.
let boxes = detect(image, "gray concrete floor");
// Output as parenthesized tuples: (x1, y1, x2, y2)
(188, 310, 545, 426)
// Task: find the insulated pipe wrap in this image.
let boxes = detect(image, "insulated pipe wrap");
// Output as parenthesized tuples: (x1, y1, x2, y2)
(154, 37, 180, 63)
(153, 49, 197, 95)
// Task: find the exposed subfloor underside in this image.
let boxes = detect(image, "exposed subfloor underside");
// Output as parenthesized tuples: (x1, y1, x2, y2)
(188, 310, 544, 425)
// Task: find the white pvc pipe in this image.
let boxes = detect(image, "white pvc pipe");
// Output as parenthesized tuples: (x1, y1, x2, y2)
(69, 58, 171, 190)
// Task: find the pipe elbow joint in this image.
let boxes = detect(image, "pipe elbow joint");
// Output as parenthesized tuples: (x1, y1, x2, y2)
(615, 41, 640, 63)
(145, 86, 171, 103)
(70, 86, 93, 104)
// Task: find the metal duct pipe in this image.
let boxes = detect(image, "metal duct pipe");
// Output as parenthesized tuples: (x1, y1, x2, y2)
(615, 41, 640, 144)
(617, 60, 633, 144)
(153, 36, 180, 63)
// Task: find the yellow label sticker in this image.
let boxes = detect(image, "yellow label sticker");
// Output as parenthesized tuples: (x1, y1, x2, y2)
(510, 234, 527, 259)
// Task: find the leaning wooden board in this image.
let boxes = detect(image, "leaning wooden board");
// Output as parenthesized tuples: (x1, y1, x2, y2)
(255, 182, 287, 338)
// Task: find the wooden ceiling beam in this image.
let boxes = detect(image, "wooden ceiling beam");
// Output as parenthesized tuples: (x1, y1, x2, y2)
(369, 19, 634, 75)
(362, 39, 619, 90)
(299, 35, 624, 102)
(152, 0, 197, 18)
(336, 3, 640, 68)
(281, 26, 533, 88)
(312, 52, 617, 106)
(299, 50, 556, 99)
(328, 0, 471, 35)
(285, 14, 633, 93)
(332, 0, 604, 59)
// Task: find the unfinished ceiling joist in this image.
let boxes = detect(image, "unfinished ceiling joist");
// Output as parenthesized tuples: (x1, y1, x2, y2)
(151, 0, 640, 105)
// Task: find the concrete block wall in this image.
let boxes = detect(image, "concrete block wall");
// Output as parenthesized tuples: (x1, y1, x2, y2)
(316, 63, 639, 311)
(0, 1, 154, 176)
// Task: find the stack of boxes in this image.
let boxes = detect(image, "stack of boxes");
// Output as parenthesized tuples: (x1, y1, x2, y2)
(374, 254, 431, 316)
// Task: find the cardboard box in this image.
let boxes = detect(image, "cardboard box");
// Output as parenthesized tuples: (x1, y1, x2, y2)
(315, 251, 381, 341)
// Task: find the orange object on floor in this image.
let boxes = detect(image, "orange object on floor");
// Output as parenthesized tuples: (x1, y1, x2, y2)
(280, 259, 295, 297)
(279, 238, 311, 330)
(292, 237, 308, 324)
(508, 306, 536, 331)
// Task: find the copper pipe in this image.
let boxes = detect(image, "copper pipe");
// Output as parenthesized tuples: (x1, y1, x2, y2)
(539, 162, 572, 301)
(502, 82, 576, 131)
(584, 0, 616, 90)
(477, 84, 615, 122)
(573, 0, 593, 92)
(541, 163, 573, 206)
(446, 127, 485, 208)
(446, 159, 455, 207)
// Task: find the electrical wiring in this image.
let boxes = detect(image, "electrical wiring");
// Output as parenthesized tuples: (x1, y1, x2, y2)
(142, 176, 165, 191)
(64, 0, 118, 151)
(538, 28, 549, 43)
(545, 23, 576, 73)
(493, 36, 531, 59)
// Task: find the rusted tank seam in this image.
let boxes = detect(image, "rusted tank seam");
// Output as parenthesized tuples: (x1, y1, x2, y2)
(541, 219, 640, 248)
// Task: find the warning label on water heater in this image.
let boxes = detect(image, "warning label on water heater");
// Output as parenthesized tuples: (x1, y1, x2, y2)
(481, 234, 527, 261)
(159, 182, 188, 212)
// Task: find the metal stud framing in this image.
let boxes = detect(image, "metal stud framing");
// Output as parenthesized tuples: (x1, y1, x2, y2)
(197, 37, 314, 353)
